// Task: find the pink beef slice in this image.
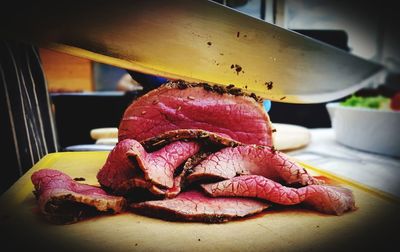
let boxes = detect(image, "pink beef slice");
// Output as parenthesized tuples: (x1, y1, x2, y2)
(97, 139, 200, 195)
(97, 139, 138, 192)
(31, 169, 126, 224)
(131, 190, 270, 223)
(201, 175, 356, 215)
(187, 145, 320, 186)
(118, 81, 273, 146)
(141, 129, 242, 150)
(114, 172, 184, 199)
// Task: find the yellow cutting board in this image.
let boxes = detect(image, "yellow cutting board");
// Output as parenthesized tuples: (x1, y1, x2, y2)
(0, 152, 399, 251)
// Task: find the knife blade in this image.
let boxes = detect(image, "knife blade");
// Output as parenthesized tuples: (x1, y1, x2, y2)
(0, 0, 383, 103)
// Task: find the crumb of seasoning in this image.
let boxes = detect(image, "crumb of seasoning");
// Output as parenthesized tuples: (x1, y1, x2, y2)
(237, 31, 240, 38)
(272, 129, 277, 133)
(176, 81, 188, 89)
(141, 111, 147, 115)
(177, 106, 182, 111)
(244, 34, 247, 38)
(213, 85, 225, 95)
(270, 145, 277, 153)
(73, 177, 85, 181)
(245, 85, 248, 89)
(152, 99, 159, 105)
(135, 243, 138, 246)
(234, 64, 242, 75)
(265, 81, 273, 90)
(198, 238, 201, 241)
(231, 64, 235, 69)
(207, 41, 212, 46)
(280, 96, 286, 100)
(187, 96, 195, 100)
(202, 83, 213, 91)
(228, 87, 242, 96)
(316, 225, 320, 228)
(220, 53, 224, 56)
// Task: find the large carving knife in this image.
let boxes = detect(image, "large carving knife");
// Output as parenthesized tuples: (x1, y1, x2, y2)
(0, 0, 383, 103)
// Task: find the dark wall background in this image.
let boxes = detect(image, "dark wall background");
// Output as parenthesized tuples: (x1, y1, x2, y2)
(51, 92, 140, 149)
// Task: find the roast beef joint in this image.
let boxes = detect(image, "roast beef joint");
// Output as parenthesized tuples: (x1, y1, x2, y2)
(31, 81, 356, 224)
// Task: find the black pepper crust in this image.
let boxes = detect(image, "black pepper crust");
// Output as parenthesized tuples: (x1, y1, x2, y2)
(141, 129, 242, 152)
(130, 203, 230, 223)
(165, 80, 263, 103)
(43, 194, 119, 225)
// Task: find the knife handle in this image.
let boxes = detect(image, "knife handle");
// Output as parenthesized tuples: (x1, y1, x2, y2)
(127, 70, 168, 92)
(263, 100, 271, 112)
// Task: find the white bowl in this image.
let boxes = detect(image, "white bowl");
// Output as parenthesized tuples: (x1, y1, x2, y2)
(326, 102, 400, 157)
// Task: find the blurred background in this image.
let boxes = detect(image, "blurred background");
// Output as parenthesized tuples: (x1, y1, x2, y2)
(1, 0, 399, 194)
(43, 0, 400, 137)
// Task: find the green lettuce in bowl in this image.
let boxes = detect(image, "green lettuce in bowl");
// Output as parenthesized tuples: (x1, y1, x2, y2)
(326, 99, 400, 157)
(340, 95, 390, 110)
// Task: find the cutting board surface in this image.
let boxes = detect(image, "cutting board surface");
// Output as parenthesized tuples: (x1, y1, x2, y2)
(1, 152, 399, 251)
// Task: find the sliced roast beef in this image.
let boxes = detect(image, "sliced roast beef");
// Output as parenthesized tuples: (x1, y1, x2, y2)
(119, 81, 273, 146)
(131, 190, 270, 223)
(141, 129, 241, 151)
(187, 145, 320, 186)
(118, 170, 184, 198)
(31, 169, 126, 224)
(128, 139, 200, 188)
(96, 139, 138, 192)
(201, 175, 356, 215)
(30, 80, 357, 224)
(97, 139, 200, 196)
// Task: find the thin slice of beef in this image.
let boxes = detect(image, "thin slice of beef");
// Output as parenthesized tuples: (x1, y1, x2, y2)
(187, 145, 320, 186)
(118, 172, 183, 198)
(130, 139, 200, 188)
(119, 81, 273, 146)
(97, 139, 200, 195)
(96, 139, 138, 192)
(146, 151, 212, 198)
(141, 129, 241, 151)
(201, 175, 356, 215)
(131, 190, 270, 223)
(31, 169, 126, 224)
(182, 151, 212, 174)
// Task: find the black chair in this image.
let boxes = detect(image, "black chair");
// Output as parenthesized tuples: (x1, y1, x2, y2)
(0, 40, 59, 194)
